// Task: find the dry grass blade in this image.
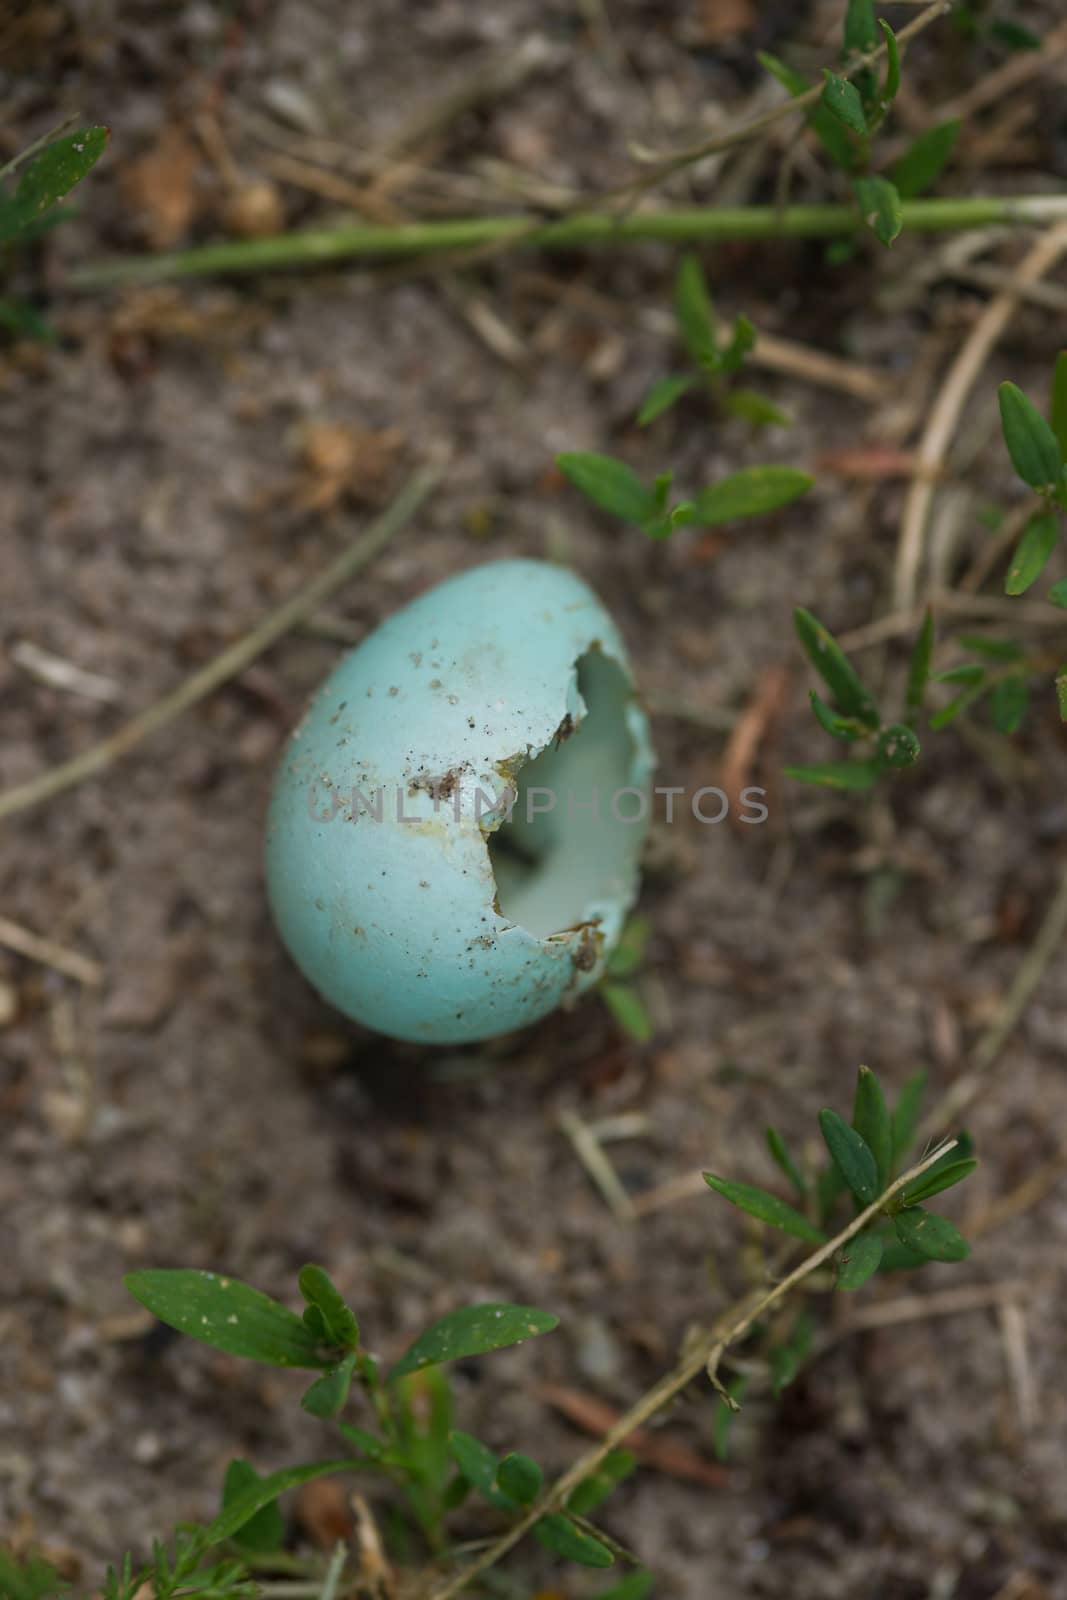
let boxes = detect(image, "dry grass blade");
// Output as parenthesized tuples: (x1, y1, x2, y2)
(0, 468, 439, 824)
(894, 221, 1067, 610)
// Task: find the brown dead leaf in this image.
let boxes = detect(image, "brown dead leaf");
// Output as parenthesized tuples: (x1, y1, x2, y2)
(815, 446, 924, 481)
(539, 1382, 728, 1487)
(697, 0, 755, 45)
(120, 126, 205, 249)
(296, 1475, 354, 1548)
(719, 664, 791, 832)
(287, 423, 404, 515)
(352, 1493, 397, 1599)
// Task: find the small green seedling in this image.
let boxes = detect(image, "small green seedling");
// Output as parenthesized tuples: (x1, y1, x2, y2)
(757, 0, 956, 254)
(637, 253, 788, 429)
(706, 1064, 976, 1458)
(599, 914, 654, 1043)
(0, 124, 108, 341)
(556, 448, 811, 544)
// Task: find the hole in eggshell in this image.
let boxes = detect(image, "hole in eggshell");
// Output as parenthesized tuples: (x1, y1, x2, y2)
(486, 647, 644, 941)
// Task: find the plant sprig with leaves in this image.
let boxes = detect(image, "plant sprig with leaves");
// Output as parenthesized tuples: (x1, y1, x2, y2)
(637, 253, 787, 429)
(555, 449, 812, 543)
(757, 0, 959, 252)
(0, 123, 108, 341)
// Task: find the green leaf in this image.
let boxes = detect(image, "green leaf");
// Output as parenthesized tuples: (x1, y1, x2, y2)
(535, 1514, 614, 1569)
(990, 675, 1029, 734)
(958, 634, 1024, 661)
(723, 388, 791, 427)
(793, 608, 880, 727)
(720, 313, 756, 375)
(1051, 352, 1067, 459)
(637, 373, 697, 425)
(605, 916, 651, 979)
(221, 1460, 286, 1555)
(809, 689, 869, 741)
(876, 723, 920, 769)
(852, 1065, 893, 1189)
(301, 1351, 357, 1419)
(600, 980, 653, 1043)
(1049, 579, 1067, 608)
(124, 1270, 331, 1369)
(893, 1207, 970, 1262)
(567, 1449, 637, 1517)
(933, 663, 987, 686)
(556, 453, 656, 524)
(0, 127, 109, 245)
(1005, 510, 1059, 595)
(766, 1125, 806, 1196)
(890, 120, 961, 198)
(594, 1574, 655, 1600)
(389, 1302, 559, 1382)
(836, 1231, 884, 1289)
(692, 466, 813, 525)
(879, 19, 901, 100)
(844, 0, 878, 53)
(853, 175, 903, 246)
(903, 1159, 978, 1206)
(989, 18, 1042, 50)
(905, 608, 935, 720)
(703, 1172, 825, 1243)
(338, 1422, 385, 1461)
(769, 1311, 815, 1394)
(929, 683, 986, 730)
(0, 298, 55, 341)
(821, 72, 867, 135)
(497, 1452, 544, 1506)
(818, 1109, 879, 1206)
(999, 382, 1063, 490)
(206, 1460, 358, 1544)
(757, 52, 857, 170)
(674, 252, 718, 368)
(888, 1088, 935, 1167)
(298, 1265, 359, 1350)
(711, 1373, 748, 1462)
(784, 759, 881, 790)
(0, 1549, 64, 1600)
(448, 1431, 509, 1505)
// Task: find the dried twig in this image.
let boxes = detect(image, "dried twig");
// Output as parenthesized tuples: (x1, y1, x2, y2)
(428, 1141, 956, 1600)
(894, 221, 1067, 609)
(0, 914, 103, 987)
(0, 468, 439, 823)
(920, 857, 1067, 1141)
(558, 1108, 636, 1223)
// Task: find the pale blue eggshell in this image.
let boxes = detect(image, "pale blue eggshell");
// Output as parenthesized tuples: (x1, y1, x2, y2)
(265, 558, 654, 1044)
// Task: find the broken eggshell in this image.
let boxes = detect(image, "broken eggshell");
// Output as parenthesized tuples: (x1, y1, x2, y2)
(265, 558, 655, 1044)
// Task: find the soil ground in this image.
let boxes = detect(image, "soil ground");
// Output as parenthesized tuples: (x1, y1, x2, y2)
(2, 3, 1067, 1597)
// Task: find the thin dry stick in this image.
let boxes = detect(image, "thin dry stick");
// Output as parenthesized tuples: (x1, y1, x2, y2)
(624, 1, 948, 193)
(940, 17, 1067, 124)
(893, 220, 1067, 610)
(752, 331, 891, 404)
(0, 914, 104, 986)
(835, 589, 1067, 652)
(428, 1140, 956, 1600)
(558, 1109, 636, 1223)
(820, 1277, 1033, 1350)
(920, 856, 1067, 1142)
(0, 468, 438, 824)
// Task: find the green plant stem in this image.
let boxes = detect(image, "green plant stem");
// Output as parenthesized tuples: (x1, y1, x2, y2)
(67, 196, 1067, 290)
(428, 1138, 957, 1600)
